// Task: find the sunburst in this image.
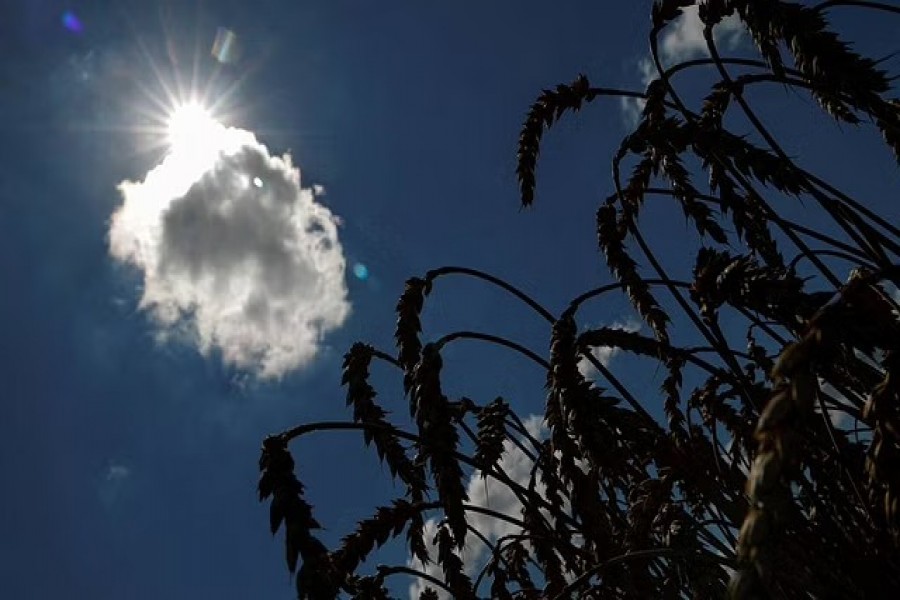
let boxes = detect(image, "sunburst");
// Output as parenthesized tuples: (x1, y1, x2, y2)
(166, 101, 221, 153)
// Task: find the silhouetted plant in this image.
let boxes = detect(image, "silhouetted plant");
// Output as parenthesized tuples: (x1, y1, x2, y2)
(260, 1, 900, 597)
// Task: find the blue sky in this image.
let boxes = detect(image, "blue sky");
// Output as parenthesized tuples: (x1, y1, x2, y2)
(2, 1, 900, 598)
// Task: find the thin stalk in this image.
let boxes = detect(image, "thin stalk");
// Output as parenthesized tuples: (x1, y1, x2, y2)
(427, 266, 555, 323)
(434, 331, 549, 370)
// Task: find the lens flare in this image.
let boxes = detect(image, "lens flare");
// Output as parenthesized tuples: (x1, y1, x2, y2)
(211, 28, 241, 65)
(62, 11, 83, 34)
(353, 263, 369, 281)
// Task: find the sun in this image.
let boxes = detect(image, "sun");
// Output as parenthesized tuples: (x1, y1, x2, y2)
(166, 101, 222, 154)
(154, 101, 236, 195)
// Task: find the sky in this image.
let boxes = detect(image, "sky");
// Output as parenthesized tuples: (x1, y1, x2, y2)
(2, 1, 899, 598)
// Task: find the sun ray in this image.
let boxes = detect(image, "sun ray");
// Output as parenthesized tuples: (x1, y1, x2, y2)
(64, 2, 265, 167)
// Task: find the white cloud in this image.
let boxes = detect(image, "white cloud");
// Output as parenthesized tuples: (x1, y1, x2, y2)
(622, 5, 745, 124)
(408, 415, 547, 599)
(98, 461, 132, 507)
(619, 59, 657, 126)
(659, 5, 743, 65)
(106, 464, 131, 480)
(109, 118, 350, 378)
(577, 319, 642, 381)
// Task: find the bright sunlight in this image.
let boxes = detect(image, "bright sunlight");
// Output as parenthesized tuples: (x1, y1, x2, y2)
(166, 101, 221, 154)
(156, 101, 244, 195)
